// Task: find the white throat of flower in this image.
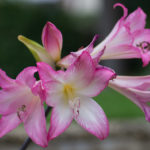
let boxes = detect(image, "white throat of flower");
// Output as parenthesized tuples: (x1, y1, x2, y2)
(63, 84, 80, 118)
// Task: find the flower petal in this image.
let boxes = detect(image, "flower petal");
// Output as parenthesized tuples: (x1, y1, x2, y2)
(0, 113, 21, 137)
(0, 85, 32, 115)
(16, 67, 37, 88)
(92, 22, 135, 60)
(24, 97, 48, 147)
(78, 66, 115, 97)
(42, 22, 63, 62)
(48, 104, 73, 141)
(125, 7, 146, 33)
(18, 35, 54, 67)
(109, 76, 150, 122)
(109, 75, 150, 89)
(37, 62, 65, 84)
(0, 69, 15, 88)
(44, 81, 64, 107)
(66, 51, 95, 89)
(75, 96, 109, 140)
(57, 54, 76, 68)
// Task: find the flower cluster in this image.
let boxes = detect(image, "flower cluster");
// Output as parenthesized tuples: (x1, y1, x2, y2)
(0, 3, 150, 148)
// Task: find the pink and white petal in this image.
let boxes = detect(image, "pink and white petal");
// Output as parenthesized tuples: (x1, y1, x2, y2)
(0, 85, 32, 115)
(48, 104, 73, 141)
(93, 2, 129, 56)
(31, 80, 46, 101)
(133, 29, 150, 44)
(75, 97, 109, 140)
(0, 113, 21, 137)
(109, 82, 150, 121)
(57, 54, 76, 68)
(66, 51, 95, 89)
(93, 20, 122, 56)
(125, 7, 146, 33)
(16, 67, 37, 88)
(42, 22, 63, 61)
(110, 75, 150, 89)
(45, 81, 64, 107)
(101, 45, 140, 60)
(37, 62, 64, 84)
(24, 98, 48, 147)
(78, 66, 115, 97)
(0, 69, 15, 88)
(93, 25, 134, 59)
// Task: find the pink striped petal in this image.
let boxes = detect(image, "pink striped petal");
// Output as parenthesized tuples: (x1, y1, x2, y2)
(42, 22, 63, 61)
(44, 81, 64, 107)
(0, 69, 15, 88)
(24, 97, 48, 147)
(37, 62, 65, 84)
(0, 85, 32, 115)
(48, 104, 73, 141)
(125, 7, 146, 33)
(93, 20, 135, 60)
(109, 76, 150, 122)
(111, 76, 150, 88)
(75, 96, 109, 140)
(16, 67, 37, 88)
(78, 66, 115, 97)
(66, 51, 95, 89)
(0, 113, 21, 137)
(57, 54, 76, 68)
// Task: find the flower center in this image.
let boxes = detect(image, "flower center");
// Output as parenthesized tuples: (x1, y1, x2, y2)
(17, 104, 26, 121)
(63, 84, 75, 100)
(136, 41, 150, 53)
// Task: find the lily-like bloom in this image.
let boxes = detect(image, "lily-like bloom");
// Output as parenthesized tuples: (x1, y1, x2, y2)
(93, 3, 150, 66)
(58, 3, 150, 68)
(109, 75, 150, 121)
(37, 51, 115, 141)
(0, 67, 48, 147)
(18, 22, 63, 68)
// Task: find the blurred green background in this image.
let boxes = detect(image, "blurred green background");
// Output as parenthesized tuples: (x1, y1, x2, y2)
(0, 0, 150, 119)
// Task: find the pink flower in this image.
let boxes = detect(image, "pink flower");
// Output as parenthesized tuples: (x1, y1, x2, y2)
(18, 22, 63, 68)
(37, 51, 115, 141)
(109, 75, 150, 121)
(58, 3, 150, 68)
(93, 3, 150, 66)
(0, 67, 48, 147)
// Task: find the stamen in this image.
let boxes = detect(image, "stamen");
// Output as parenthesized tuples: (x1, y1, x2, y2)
(17, 105, 26, 120)
(69, 97, 80, 118)
(136, 41, 150, 53)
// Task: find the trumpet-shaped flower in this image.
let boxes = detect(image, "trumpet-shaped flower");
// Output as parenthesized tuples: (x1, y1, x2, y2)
(58, 3, 150, 68)
(37, 51, 115, 141)
(93, 3, 150, 67)
(0, 67, 48, 147)
(18, 22, 62, 68)
(109, 76, 150, 121)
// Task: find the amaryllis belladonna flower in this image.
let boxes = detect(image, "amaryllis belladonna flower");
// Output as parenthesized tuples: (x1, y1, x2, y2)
(0, 67, 48, 147)
(37, 51, 115, 141)
(58, 3, 150, 68)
